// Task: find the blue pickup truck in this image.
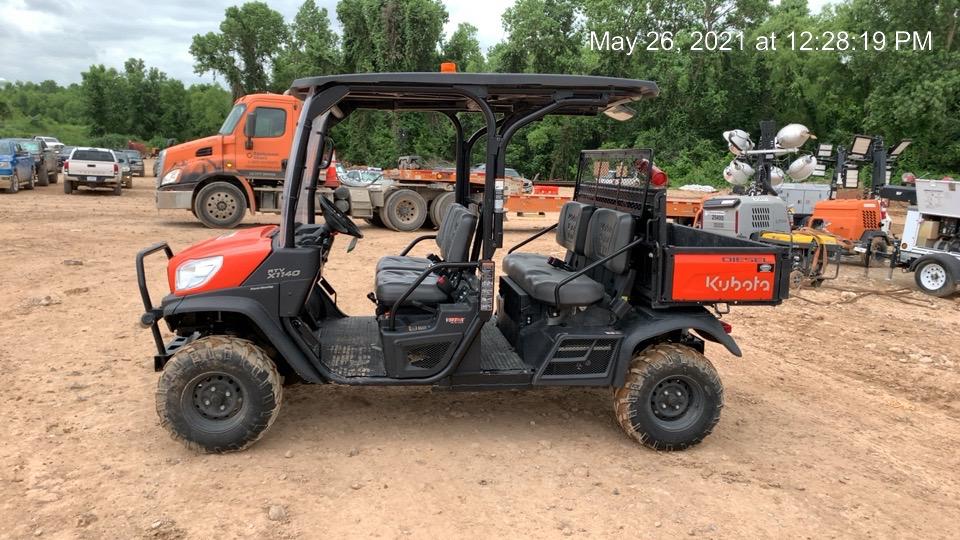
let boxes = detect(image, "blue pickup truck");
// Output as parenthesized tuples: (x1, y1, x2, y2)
(0, 138, 36, 193)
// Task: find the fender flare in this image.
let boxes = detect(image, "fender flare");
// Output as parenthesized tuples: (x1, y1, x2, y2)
(164, 294, 323, 383)
(910, 252, 960, 277)
(612, 308, 741, 387)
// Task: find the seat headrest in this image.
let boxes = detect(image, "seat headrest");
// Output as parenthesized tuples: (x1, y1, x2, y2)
(555, 201, 595, 255)
(585, 208, 634, 274)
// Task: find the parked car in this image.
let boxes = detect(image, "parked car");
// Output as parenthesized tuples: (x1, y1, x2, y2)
(34, 135, 64, 153)
(58, 145, 75, 169)
(63, 147, 123, 195)
(0, 139, 36, 193)
(113, 150, 134, 188)
(14, 138, 58, 186)
(341, 168, 384, 187)
(124, 149, 145, 176)
(471, 164, 533, 193)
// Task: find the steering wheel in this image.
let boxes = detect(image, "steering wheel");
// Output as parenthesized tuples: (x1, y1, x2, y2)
(318, 195, 363, 238)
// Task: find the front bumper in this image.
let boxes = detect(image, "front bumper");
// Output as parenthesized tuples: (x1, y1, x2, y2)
(0, 175, 12, 189)
(156, 189, 193, 210)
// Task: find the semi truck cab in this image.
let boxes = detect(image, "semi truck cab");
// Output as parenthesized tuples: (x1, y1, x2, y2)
(156, 93, 339, 228)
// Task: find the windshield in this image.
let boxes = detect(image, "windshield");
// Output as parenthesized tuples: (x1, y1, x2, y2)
(19, 140, 40, 152)
(219, 104, 247, 135)
(125, 150, 142, 159)
(59, 146, 74, 155)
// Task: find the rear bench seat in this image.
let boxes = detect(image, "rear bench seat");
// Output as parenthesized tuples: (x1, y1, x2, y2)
(502, 203, 634, 307)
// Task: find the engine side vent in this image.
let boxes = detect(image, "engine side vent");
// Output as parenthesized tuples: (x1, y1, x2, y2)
(195, 146, 213, 157)
(863, 210, 879, 229)
(751, 206, 771, 230)
(541, 337, 619, 379)
(405, 341, 452, 370)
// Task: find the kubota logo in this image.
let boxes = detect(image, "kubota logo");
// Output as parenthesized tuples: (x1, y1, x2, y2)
(705, 275, 771, 292)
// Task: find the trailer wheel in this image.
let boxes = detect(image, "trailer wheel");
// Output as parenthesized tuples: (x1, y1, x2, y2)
(430, 191, 455, 228)
(36, 163, 49, 186)
(614, 343, 723, 451)
(156, 336, 283, 453)
(914, 259, 956, 297)
(195, 181, 246, 228)
(382, 189, 427, 231)
(63, 179, 73, 194)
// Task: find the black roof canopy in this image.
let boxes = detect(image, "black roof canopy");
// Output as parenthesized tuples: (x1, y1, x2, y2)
(289, 72, 659, 116)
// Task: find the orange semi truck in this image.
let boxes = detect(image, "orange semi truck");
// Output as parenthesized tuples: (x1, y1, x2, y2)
(156, 93, 340, 228)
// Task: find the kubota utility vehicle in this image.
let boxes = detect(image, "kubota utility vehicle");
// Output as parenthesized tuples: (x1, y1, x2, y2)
(137, 73, 790, 453)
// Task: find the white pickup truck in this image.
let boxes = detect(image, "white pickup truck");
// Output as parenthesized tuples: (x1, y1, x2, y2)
(63, 147, 123, 195)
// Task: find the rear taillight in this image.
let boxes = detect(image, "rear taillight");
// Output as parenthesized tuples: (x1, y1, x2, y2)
(63, 161, 69, 172)
(114, 163, 119, 174)
(720, 321, 733, 334)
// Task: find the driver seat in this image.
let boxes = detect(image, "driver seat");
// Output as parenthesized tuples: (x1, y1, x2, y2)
(373, 203, 477, 305)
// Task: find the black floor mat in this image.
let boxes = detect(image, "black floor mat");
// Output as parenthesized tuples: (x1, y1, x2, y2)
(316, 317, 386, 377)
(480, 322, 528, 372)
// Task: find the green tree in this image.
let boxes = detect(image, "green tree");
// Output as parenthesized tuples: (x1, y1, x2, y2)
(273, 0, 341, 89)
(190, 2, 288, 99)
(441, 23, 484, 71)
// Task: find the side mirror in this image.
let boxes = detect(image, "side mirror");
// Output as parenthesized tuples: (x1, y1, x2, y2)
(318, 136, 335, 169)
(243, 110, 257, 149)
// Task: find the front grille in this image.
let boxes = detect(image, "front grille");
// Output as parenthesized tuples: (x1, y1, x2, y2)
(406, 342, 451, 370)
(541, 337, 618, 378)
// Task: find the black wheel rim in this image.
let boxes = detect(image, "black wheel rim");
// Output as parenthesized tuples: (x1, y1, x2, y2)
(648, 375, 705, 431)
(180, 372, 248, 432)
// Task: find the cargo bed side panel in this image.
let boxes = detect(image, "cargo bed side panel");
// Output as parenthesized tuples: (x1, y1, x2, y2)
(667, 252, 779, 302)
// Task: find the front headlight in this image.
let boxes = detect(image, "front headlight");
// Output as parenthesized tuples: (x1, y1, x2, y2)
(0, 162, 10, 169)
(161, 168, 181, 186)
(122, 166, 130, 172)
(175, 256, 223, 291)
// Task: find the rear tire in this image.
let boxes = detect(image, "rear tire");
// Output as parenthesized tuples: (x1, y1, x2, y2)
(113, 181, 122, 196)
(49, 169, 58, 183)
(430, 191, 455, 229)
(24, 171, 35, 190)
(614, 343, 723, 451)
(195, 181, 246, 228)
(156, 336, 283, 453)
(63, 179, 73, 194)
(36, 163, 49, 186)
(383, 189, 427, 232)
(914, 259, 955, 297)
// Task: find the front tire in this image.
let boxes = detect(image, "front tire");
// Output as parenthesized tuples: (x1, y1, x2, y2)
(195, 181, 246, 228)
(914, 259, 955, 297)
(156, 336, 283, 453)
(6, 172, 20, 194)
(614, 343, 723, 451)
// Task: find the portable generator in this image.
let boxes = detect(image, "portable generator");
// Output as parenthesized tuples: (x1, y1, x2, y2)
(700, 195, 791, 240)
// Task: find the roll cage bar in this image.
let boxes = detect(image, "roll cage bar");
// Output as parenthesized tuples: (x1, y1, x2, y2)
(278, 73, 659, 260)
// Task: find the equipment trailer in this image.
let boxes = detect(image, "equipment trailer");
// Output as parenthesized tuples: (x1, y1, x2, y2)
(137, 72, 789, 453)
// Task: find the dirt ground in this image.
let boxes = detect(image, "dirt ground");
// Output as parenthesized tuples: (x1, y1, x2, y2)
(1, 165, 959, 539)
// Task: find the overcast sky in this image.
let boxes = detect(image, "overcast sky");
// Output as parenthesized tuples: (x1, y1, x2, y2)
(1, 0, 831, 87)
